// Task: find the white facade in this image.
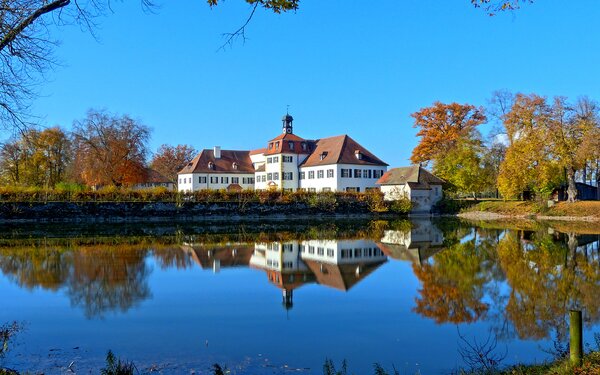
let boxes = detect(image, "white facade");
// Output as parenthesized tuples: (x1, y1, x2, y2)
(178, 172, 255, 193)
(381, 184, 442, 212)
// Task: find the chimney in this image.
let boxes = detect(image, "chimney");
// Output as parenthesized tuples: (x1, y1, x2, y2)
(214, 146, 221, 159)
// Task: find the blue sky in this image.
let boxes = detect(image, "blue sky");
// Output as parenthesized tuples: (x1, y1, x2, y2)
(29, 0, 600, 166)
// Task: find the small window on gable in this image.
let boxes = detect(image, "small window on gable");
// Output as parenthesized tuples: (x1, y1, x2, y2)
(320, 151, 328, 161)
(275, 141, 280, 150)
(208, 161, 214, 170)
(269, 143, 273, 150)
(288, 141, 294, 150)
(355, 150, 363, 160)
(301, 142, 307, 151)
(232, 162, 238, 170)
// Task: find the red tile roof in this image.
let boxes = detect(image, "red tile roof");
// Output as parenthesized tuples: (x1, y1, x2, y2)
(376, 166, 445, 189)
(178, 149, 254, 174)
(300, 135, 388, 167)
(249, 148, 267, 156)
(265, 133, 315, 155)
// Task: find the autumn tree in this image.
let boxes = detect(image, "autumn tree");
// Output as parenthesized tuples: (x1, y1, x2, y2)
(410, 102, 487, 165)
(498, 94, 600, 201)
(72, 110, 150, 187)
(150, 144, 197, 185)
(0, 126, 72, 186)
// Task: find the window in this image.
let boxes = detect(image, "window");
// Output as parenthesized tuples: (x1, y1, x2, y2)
(322, 187, 331, 192)
(354, 169, 362, 178)
(341, 249, 352, 258)
(273, 172, 279, 180)
(272, 156, 279, 163)
(299, 172, 305, 180)
(267, 157, 273, 164)
(267, 173, 273, 180)
(300, 245, 306, 253)
(283, 172, 293, 180)
(320, 151, 328, 160)
(327, 249, 334, 257)
(288, 141, 294, 150)
(302, 142, 307, 151)
(341, 169, 351, 178)
(346, 187, 360, 192)
(327, 169, 334, 178)
(317, 170, 324, 179)
(283, 155, 293, 163)
(317, 247, 324, 256)
(283, 244, 293, 252)
(199, 176, 207, 183)
(275, 142, 280, 150)
(367, 169, 372, 179)
(308, 246, 315, 254)
(220, 177, 229, 184)
(308, 171, 315, 179)
(232, 177, 239, 184)
(232, 162, 238, 170)
(268, 143, 273, 150)
(354, 248, 362, 257)
(248, 177, 255, 184)
(308, 188, 316, 192)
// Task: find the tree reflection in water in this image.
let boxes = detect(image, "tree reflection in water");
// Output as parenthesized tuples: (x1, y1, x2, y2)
(67, 247, 152, 318)
(412, 224, 600, 344)
(0, 244, 180, 318)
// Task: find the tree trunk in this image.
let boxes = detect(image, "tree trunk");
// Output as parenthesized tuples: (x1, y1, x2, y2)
(566, 166, 578, 203)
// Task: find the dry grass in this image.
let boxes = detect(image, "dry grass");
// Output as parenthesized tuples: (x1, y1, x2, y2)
(547, 201, 600, 218)
(463, 201, 600, 219)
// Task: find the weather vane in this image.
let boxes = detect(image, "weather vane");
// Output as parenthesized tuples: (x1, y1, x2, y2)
(286, 104, 290, 114)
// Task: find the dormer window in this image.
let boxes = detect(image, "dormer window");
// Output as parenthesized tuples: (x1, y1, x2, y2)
(301, 142, 307, 151)
(288, 141, 294, 150)
(232, 162, 238, 170)
(355, 150, 363, 160)
(208, 161, 215, 170)
(275, 141, 280, 150)
(320, 151, 328, 161)
(268, 143, 273, 150)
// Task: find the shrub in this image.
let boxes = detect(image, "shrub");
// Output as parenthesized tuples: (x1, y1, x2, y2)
(307, 192, 338, 212)
(389, 198, 412, 214)
(365, 190, 388, 213)
(100, 350, 135, 375)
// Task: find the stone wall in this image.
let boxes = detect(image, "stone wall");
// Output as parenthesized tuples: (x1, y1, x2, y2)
(0, 200, 383, 222)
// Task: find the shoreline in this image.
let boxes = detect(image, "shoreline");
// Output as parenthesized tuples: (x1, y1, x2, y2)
(458, 210, 600, 222)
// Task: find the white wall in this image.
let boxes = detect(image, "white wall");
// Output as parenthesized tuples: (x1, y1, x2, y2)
(177, 172, 255, 192)
(380, 184, 442, 212)
(300, 239, 386, 264)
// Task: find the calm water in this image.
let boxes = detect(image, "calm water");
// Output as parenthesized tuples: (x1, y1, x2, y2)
(0, 219, 599, 374)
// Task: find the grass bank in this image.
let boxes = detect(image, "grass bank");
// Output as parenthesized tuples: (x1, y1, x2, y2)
(458, 200, 600, 221)
(488, 351, 600, 375)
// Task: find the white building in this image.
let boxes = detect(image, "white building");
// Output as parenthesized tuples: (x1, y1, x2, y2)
(178, 114, 388, 193)
(376, 166, 445, 213)
(177, 147, 255, 192)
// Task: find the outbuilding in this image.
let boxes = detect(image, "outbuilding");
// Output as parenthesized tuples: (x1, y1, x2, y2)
(376, 166, 444, 213)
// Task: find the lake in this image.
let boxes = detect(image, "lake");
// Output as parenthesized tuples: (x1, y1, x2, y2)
(0, 218, 599, 374)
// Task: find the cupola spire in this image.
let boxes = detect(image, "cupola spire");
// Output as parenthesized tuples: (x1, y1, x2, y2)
(282, 110, 293, 134)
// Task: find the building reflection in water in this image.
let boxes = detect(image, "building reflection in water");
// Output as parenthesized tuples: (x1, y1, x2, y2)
(181, 239, 391, 309)
(376, 219, 445, 265)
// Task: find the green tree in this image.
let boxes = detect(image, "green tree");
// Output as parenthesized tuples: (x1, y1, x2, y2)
(433, 139, 490, 198)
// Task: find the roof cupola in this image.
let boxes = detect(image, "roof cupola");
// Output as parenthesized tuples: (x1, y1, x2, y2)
(282, 113, 293, 134)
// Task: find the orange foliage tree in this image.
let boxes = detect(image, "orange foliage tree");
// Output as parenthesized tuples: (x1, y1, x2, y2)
(72, 110, 150, 187)
(410, 102, 487, 166)
(150, 144, 197, 185)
